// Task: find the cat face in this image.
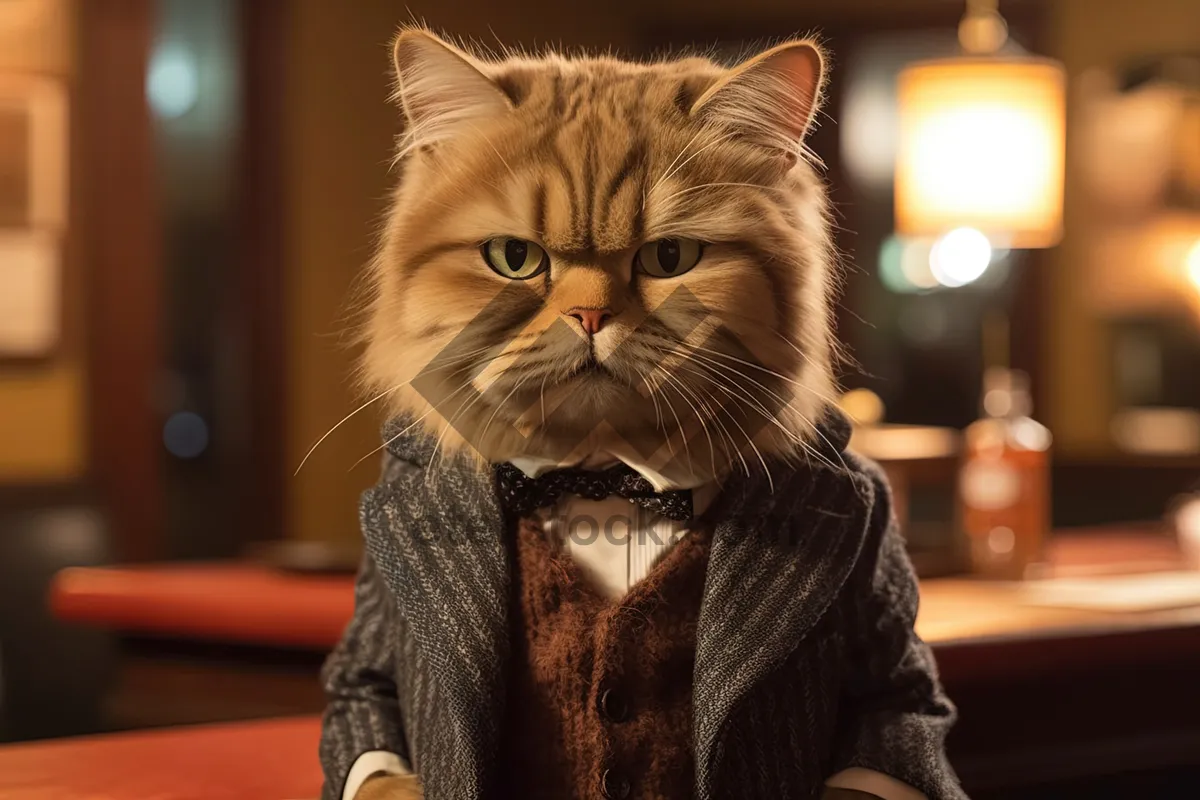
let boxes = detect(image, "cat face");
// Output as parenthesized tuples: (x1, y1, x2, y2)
(362, 30, 838, 480)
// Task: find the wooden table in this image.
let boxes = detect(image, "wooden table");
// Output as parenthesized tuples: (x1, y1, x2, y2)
(50, 564, 355, 650)
(48, 529, 1197, 659)
(0, 716, 322, 800)
(44, 531, 1200, 795)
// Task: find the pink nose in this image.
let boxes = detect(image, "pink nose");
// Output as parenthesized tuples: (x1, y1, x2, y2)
(566, 307, 613, 336)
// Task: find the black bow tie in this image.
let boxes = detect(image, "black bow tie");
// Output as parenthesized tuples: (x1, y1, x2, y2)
(494, 462, 694, 522)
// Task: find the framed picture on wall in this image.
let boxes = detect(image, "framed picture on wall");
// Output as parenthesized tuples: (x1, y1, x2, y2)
(0, 74, 67, 359)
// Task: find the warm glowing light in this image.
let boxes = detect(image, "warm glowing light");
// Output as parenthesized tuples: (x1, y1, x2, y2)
(1187, 239, 1200, 291)
(840, 388, 886, 426)
(930, 227, 992, 287)
(1112, 407, 1200, 456)
(1178, 495, 1200, 570)
(896, 58, 1066, 248)
(987, 526, 1015, 555)
(842, 82, 897, 189)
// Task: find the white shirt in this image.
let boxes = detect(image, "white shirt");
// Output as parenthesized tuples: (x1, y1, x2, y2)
(343, 462, 926, 800)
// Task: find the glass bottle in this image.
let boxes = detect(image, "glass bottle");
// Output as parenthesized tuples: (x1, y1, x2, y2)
(958, 368, 1052, 579)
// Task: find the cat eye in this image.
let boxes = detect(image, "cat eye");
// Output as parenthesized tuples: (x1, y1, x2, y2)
(635, 238, 704, 278)
(481, 237, 549, 280)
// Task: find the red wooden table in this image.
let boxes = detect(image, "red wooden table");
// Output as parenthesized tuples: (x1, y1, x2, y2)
(48, 530, 1187, 653)
(0, 716, 322, 800)
(50, 564, 355, 649)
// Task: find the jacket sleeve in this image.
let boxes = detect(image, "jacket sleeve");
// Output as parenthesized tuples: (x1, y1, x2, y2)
(319, 551, 410, 800)
(832, 464, 969, 800)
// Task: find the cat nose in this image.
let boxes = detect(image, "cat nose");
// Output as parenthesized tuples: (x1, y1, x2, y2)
(566, 307, 613, 336)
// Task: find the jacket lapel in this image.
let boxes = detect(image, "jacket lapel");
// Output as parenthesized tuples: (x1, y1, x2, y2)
(691, 445, 875, 797)
(359, 425, 510, 800)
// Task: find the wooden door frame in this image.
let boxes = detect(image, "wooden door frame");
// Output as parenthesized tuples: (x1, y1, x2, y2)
(78, 0, 164, 561)
(236, 0, 290, 545)
(80, 0, 290, 560)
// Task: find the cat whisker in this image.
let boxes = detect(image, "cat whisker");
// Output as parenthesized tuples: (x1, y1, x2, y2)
(350, 343, 518, 472)
(298, 342, 497, 476)
(673, 358, 832, 480)
(708, 376, 836, 479)
(295, 384, 403, 475)
(682, 345, 848, 473)
(680, 366, 775, 491)
(431, 364, 508, 463)
(656, 370, 719, 480)
(639, 369, 665, 435)
(642, 365, 687, 467)
(663, 368, 748, 479)
(475, 373, 531, 462)
(688, 341, 842, 410)
(705, 308, 845, 394)
(350, 401, 445, 471)
(650, 341, 846, 475)
(673, 358, 796, 443)
(669, 354, 798, 468)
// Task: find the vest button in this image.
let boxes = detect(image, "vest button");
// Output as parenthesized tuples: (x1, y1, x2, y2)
(601, 768, 631, 799)
(599, 686, 630, 722)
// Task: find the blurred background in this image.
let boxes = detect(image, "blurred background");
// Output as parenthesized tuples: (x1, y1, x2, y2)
(0, 0, 1199, 798)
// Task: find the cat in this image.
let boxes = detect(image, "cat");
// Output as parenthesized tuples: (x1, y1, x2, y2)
(334, 30, 964, 800)
(358, 27, 840, 488)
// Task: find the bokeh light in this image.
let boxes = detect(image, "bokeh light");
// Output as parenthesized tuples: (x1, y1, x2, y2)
(930, 227, 993, 287)
(163, 411, 210, 459)
(1186, 238, 1200, 291)
(147, 44, 199, 119)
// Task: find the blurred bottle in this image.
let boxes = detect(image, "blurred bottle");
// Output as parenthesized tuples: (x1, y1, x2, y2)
(958, 367, 1052, 579)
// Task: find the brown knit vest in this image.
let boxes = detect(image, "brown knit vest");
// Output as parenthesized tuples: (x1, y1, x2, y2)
(496, 517, 710, 800)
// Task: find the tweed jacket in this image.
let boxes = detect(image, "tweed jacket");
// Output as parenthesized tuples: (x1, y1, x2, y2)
(319, 413, 967, 800)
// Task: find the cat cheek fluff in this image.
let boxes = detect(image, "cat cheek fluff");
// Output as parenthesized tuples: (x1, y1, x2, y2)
(320, 28, 968, 800)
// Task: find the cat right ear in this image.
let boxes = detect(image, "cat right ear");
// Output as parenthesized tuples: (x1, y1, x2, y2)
(391, 29, 511, 146)
(690, 39, 826, 158)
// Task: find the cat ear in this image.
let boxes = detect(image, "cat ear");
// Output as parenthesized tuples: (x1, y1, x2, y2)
(691, 40, 825, 154)
(391, 29, 511, 146)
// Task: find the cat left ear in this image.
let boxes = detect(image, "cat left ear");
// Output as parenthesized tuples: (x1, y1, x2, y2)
(392, 29, 512, 147)
(691, 39, 825, 156)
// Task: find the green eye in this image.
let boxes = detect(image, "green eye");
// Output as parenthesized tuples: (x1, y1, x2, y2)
(635, 238, 704, 278)
(481, 237, 549, 280)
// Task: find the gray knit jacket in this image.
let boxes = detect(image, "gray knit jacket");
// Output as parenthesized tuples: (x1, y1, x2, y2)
(319, 412, 968, 800)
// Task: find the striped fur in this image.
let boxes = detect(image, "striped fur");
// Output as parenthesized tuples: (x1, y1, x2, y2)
(359, 31, 840, 485)
(319, 413, 967, 800)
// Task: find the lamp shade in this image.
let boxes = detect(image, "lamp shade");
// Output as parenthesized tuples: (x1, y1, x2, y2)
(896, 57, 1066, 248)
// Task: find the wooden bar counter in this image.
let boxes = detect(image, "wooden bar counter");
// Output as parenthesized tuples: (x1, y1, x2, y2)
(29, 529, 1200, 797)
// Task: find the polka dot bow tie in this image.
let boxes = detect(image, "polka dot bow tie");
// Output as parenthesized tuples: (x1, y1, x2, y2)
(494, 462, 694, 522)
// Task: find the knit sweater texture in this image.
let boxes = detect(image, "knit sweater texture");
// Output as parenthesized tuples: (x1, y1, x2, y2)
(497, 517, 710, 799)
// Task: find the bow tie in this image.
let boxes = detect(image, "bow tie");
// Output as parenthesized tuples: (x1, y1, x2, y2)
(494, 462, 694, 522)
